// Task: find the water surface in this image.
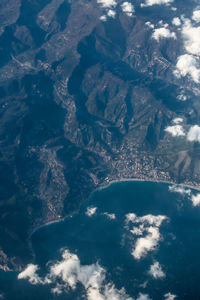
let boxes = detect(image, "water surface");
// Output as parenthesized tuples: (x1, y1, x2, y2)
(1, 181, 200, 300)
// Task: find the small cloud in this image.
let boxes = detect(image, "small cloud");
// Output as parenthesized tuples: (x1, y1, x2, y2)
(126, 214, 167, 227)
(97, 0, 117, 20)
(97, 0, 117, 9)
(125, 213, 168, 260)
(51, 284, 63, 295)
(100, 15, 107, 21)
(148, 261, 165, 279)
(172, 17, 181, 26)
(121, 2, 135, 17)
(145, 21, 155, 29)
(132, 227, 161, 260)
(164, 292, 177, 300)
(174, 17, 200, 82)
(86, 207, 97, 217)
(171, 7, 177, 11)
(136, 293, 152, 300)
(174, 54, 200, 83)
(187, 125, 200, 142)
(131, 224, 145, 236)
(158, 20, 168, 28)
(169, 185, 200, 208)
(141, 0, 173, 7)
(172, 118, 183, 124)
(191, 193, 200, 207)
(164, 125, 185, 137)
(107, 9, 116, 18)
(103, 212, 116, 220)
(177, 92, 187, 101)
(181, 19, 200, 57)
(139, 281, 148, 288)
(152, 27, 176, 41)
(192, 10, 200, 23)
(103, 284, 134, 300)
(169, 185, 191, 196)
(18, 264, 43, 285)
(48, 250, 104, 292)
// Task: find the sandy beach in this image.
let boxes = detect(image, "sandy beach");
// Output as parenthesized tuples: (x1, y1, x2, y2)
(98, 177, 200, 193)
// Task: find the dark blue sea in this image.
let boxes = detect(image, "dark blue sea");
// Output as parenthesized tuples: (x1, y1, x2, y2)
(1, 181, 200, 300)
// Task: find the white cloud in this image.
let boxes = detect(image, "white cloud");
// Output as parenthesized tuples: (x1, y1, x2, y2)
(169, 185, 200, 208)
(51, 284, 63, 295)
(187, 125, 200, 142)
(18, 250, 134, 300)
(100, 15, 107, 21)
(121, 2, 135, 17)
(145, 21, 155, 29)
(86, 207, 97, 217)
(182, 19, 200, 57)
(18, 264, 43, 285)
(103, 284, 134, 300)
(169, 184, 200, 208)
(177, 92, 187, 101)
(132, 227, 161, 260)
(131, 224, 145, 236)
(174, 54, 200, 83)
(125, 213, 168, 260)
(107, 9, 116, 18)
(174, 18, 200, 83)
(97, 0, 117, 8)
(172, 17, 181, 26)
(141, 0, 173, 7)
(48, 250, 113, 300)
(97, 0, 117, 20)
(126, 214, 167, 227)
(103, 212, 116, 220)
(136, 293, 152, 300)
(168, 185, 191, 196)
(171, 7, 177, 11)
(164, 125, 185, 137)
(158, 20, 168, 28)
(191, 194, 200, 207)
(192, 10, 200, 23)
(172, 118, 183, 124)
(152, 27, 176, 41)
(48, 250, 86, 289)
(139, 281, 148, 288)
(148, 261, 165, 279)
(164, 292, 177, 300)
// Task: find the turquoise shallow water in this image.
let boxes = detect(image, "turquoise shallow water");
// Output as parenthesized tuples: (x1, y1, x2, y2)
(1, 181, 200, 299)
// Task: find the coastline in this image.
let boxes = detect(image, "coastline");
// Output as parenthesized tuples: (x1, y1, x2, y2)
(24, 176, 200, 270)
(32, 177, 200, 235)
(97, 177, 200, 193)
(30, 216, 65, 237)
